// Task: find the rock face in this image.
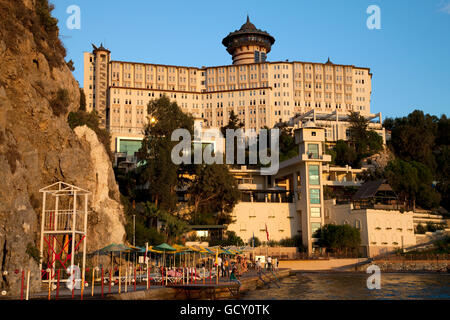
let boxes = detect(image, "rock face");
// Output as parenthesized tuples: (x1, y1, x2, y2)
(0, 0, 126, 296)
(74, 126, 126, 247)
(362, 147, 394, 171)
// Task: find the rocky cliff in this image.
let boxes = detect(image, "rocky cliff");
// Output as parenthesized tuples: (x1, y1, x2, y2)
(0, 0, 126, 296)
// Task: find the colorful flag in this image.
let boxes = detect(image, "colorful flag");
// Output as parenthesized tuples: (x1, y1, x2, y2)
(252, 232, 255, 248)
(265, 224, 269, 242)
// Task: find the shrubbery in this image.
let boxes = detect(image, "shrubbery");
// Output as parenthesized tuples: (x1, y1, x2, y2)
(50, 89, 69, 116)
(68, 108, 113, 163)
(279, 234, 304, 248)
(313, 224, 361, 253)
(248, 236, 261, 247)
(209, 231, 244, 247)
(415, 223, 427, 234)
(1, 0, 67, 68)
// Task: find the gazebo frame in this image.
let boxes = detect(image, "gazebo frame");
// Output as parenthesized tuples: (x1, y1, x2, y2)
(39, 182, 91, 284)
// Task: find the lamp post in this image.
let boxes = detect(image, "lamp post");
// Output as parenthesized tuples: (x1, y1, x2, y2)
(133, 214, 136, 247)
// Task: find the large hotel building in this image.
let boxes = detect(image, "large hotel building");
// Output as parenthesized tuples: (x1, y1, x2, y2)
(83, 18, 405, 255)
(84, 17, 381, 156)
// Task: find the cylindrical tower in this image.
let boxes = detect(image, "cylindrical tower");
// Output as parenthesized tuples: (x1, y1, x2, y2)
(222, 16, 275, 65)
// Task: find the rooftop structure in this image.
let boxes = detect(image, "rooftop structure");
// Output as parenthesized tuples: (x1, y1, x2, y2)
(222, 16, 275, 65)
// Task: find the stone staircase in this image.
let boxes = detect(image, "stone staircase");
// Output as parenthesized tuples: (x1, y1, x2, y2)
(413, 210, 448, 227)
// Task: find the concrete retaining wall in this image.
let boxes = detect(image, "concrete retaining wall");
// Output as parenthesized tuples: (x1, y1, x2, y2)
(355, 260, 450, 272)
(279, 258, 368, 271)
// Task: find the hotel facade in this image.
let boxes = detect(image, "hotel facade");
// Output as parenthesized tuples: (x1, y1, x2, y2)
(83, 17, 403, 256)
(83, 17, 380, 157)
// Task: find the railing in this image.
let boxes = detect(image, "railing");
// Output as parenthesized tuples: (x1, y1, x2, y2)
(291, 251, 365, 260)
(109, 126, 144, 135)
(239, 191, 294, 203)
(43, 210, 86, 232)
(352, 199, 407, 211)
(301, 153, 332, 162)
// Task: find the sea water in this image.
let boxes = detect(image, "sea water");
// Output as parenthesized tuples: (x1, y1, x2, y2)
(241, 272, 450, 300)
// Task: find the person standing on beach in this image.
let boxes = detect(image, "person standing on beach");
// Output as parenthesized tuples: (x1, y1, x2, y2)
(230, 267, 241, 286)
(256, 258, 262, 274)
(217, 256, 222, 277)
(267, 256, 272, 270)
(223, 257, 228, 277)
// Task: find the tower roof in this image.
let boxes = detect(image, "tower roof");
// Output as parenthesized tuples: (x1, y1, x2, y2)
(92, 43, 110, 53)
(239, 15, 258, 32)
(222, 16, 275, 53)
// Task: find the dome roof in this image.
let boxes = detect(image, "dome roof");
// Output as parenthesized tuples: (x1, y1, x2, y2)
(304, 120, 316, 128)
(222, 16, 275, 50)
(239, 15, 258, 32)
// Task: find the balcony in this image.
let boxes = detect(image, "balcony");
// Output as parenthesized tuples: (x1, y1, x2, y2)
(109, 126, 144, 135)
(324, 179, 363, 187)
(301, 153, 332, 162)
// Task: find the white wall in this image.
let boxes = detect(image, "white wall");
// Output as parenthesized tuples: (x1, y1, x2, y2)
(324, 200, 416, 257)
(228, 202, 299, 243)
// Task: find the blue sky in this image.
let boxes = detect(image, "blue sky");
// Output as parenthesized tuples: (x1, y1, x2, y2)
(53, 0, 450, 119)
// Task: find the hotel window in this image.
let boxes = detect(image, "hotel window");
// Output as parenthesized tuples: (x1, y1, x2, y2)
(311, 223, 321, 235)
(307, 144, 319, 159)
(309, 165, 320, 185)
(310, 207, 321, 218)
(310, 189, 320, 204)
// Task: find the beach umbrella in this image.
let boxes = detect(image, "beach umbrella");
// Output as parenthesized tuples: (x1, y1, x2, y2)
(153, 243, 176, 251)
(153, 243, 176, 267)
(172, 245, 189, 267)
(91, 243, 133, 275)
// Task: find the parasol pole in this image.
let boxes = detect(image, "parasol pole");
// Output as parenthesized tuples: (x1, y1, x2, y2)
(145, 243, 149, 290)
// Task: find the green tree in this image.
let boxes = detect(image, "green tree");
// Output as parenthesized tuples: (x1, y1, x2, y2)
(313, 224, 361, 253)
(220, 110, 247, 167)
(138, 96, 194, 211)
(383, 111, 450, 210)
(121, 197, 164, 246)
(79, 88, 86, 111)
(348, 111, 370, 156)
(334, 139, 358, 167)
(278, 123, 298, 162)
(157, 209, 189, 243)
(435, 115, 450, 210)
(384, 159, 440, 210)
(348, 111, 383, 162)
(220, 110, 243, 136)
(210, 231, 244, 247)
(385, 110, 437, 170)
(435, 145, 450, 211)
(188, 164, 240, 225)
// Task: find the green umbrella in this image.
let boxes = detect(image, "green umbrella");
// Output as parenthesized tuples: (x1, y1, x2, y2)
(153, 243, 176, 251)
(93, 243, 133, 254)
(153, 243, 176, 267)
(91, 243, 134, 273)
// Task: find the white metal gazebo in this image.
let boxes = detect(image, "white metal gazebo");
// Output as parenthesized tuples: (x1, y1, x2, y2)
(39, 182, 91, 284)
